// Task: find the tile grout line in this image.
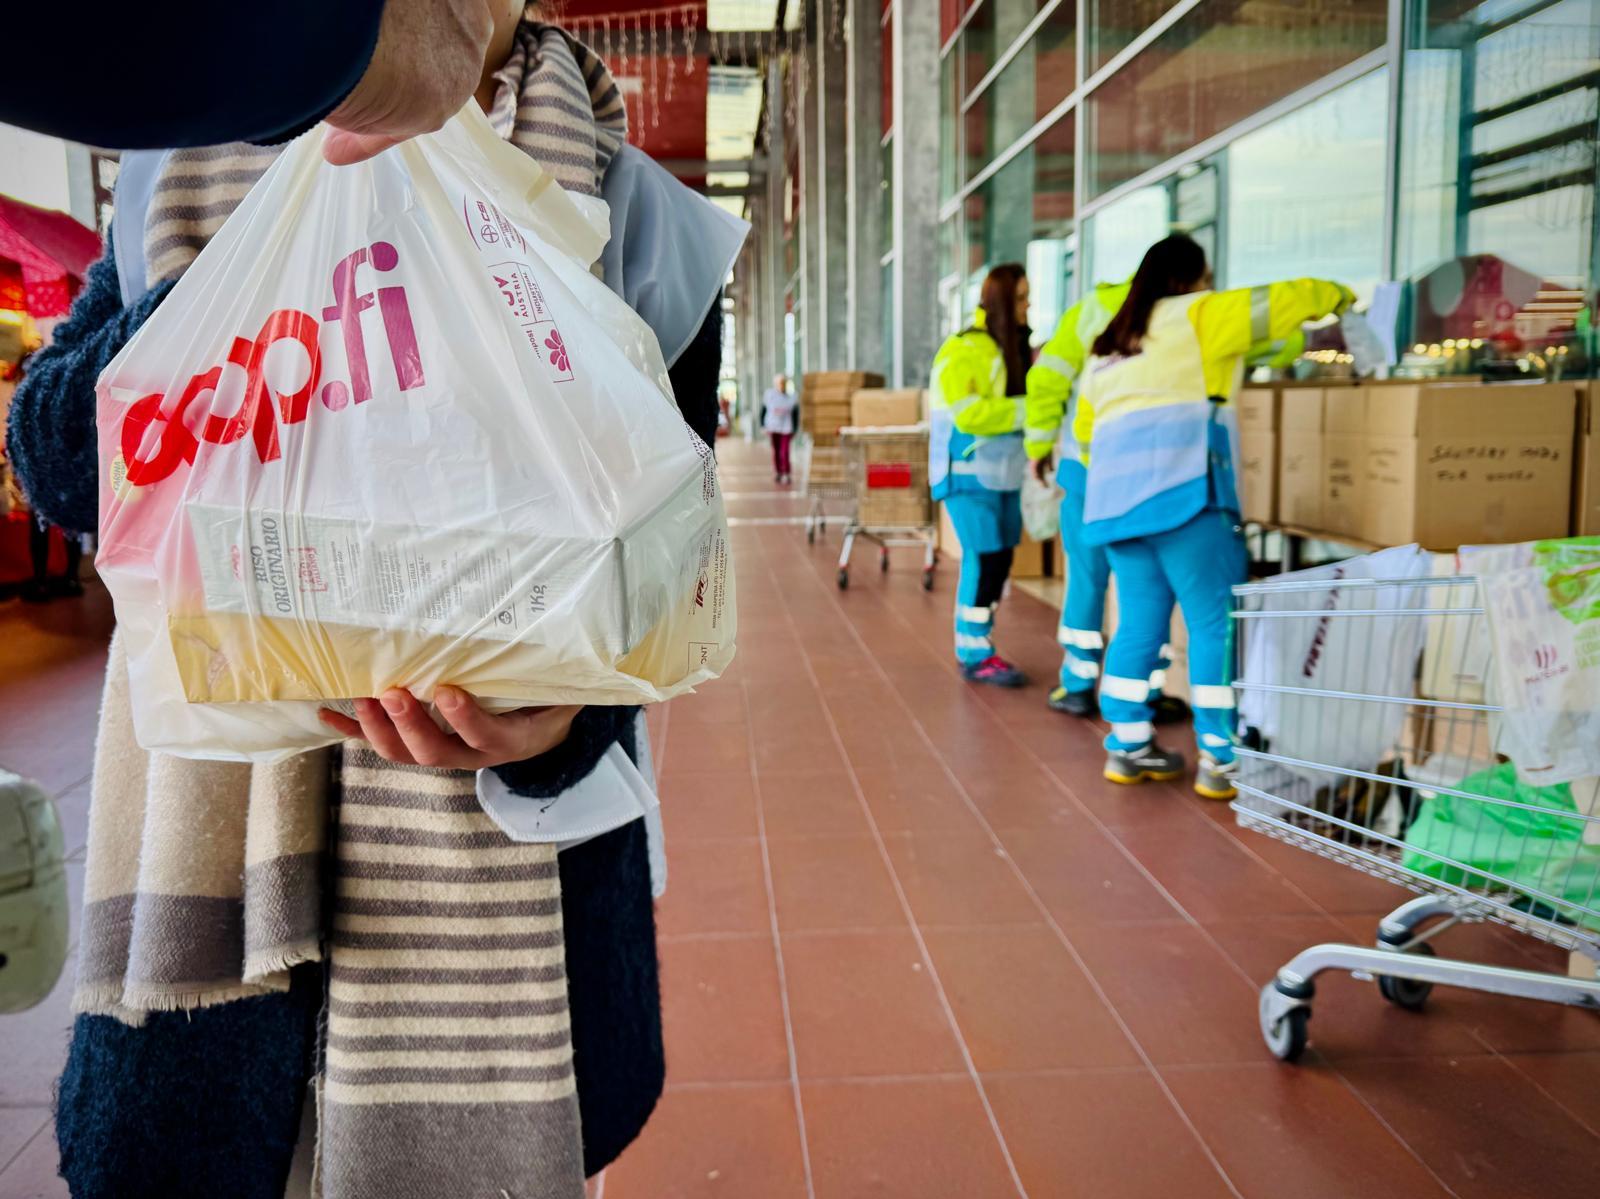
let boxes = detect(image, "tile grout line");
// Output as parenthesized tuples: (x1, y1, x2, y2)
(751, 527, 1032, 1199)
(814, 542, 1465, 1198)
(771, 525, 1250, 1198)
(0, 1113, 52, 1180)
(735, 645, 818, 1199)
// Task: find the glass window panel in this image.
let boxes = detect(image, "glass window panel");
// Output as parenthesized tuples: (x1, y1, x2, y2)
(1086, 0, 1389, 199)
(1088, 184, 1169, 283)
(960, 114, 1077, 329)
(961, 3, 1076, 185)
(883, 9, 894, 134)
(1224, 69, 1388, 301)
(881, 135, 895, 244)
(1398, 0, 1600, 369)
(962, 0, 997, 91)
(1086, 0, 1178, 75)
(942, 50, 962, 199)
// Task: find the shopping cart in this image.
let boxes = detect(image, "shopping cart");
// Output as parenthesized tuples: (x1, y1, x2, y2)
(798, 432, 853, 545)
(1231, 571, 1600, 1062)
(832, 425, 937, 591)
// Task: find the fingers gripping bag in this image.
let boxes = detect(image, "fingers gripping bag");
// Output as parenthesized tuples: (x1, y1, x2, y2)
(96, 108, 736, 762)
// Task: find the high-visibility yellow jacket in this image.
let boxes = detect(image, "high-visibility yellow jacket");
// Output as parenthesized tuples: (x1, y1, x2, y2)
(927, 307, 1027, 498)
(1024, 280, 1130, 467)
(1076, 278, 1352, 544)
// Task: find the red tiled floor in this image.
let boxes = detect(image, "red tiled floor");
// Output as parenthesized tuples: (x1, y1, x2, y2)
(655, 837, 771, 938)
(764, 834, 906, 932)
(1338, 1055, 1600, 1198)
(658, 936, 792, 1084)
(9, 441, 1600, 1198)
(601, 1084, 809, 1199)
(1163, 1063, 1453, 1199)
(984, 1071, 1233, 1199)
(881, 832, 1042, 928)
(920, 925, 1140, 1071)
(780, 929, 966, 1079)
(801, 1077, 1020, 1199)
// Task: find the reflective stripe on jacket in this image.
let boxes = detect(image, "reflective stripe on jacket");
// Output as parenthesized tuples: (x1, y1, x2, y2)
(928, 308, 1027, 497)
(1077, 278, 1352, 544)
(1024, 279, 1130, 468)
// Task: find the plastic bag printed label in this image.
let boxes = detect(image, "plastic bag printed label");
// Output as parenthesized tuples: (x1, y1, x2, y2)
(95, 109, 736, 761)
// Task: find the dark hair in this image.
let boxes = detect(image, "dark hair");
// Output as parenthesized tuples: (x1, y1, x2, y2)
(977, 263, 1027, 394)
(1091, 235, 1208, 358)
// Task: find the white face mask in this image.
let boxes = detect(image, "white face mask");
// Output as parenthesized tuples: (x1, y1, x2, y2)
(473, 713, 666, 896)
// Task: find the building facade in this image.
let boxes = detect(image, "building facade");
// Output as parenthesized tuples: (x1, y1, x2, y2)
(737, 0, 1600, 403)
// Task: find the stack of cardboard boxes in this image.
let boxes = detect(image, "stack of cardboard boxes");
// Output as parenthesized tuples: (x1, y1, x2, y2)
(801, 371, 884, 492)
(801, 371, 885, 444)
(1238, 379, 1587, 549)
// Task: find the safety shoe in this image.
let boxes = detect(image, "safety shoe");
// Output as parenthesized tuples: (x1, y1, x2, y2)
(1150, 693, 1191, 725)
(1047, 686, 1098, 717)
(1195, 754, 1238, 801)
(962, 655, 1027, 688)
(1105, 742, 1185, 785)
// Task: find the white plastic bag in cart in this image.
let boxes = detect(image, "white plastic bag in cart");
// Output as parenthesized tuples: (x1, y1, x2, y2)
(1476, 548, 1600, 786)
(1238, 544, 1430, 780)
(1020, 471, 1062, 542)
(95, 108, 736, 762)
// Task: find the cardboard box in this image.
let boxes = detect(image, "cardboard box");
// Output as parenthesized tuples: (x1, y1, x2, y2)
(1279, 434, 1323, 529)
(1279, 387, 1327, 433)
(1238, 430, 1278, 524)
(1010, 532, 1048, 580)
(850, 388, 923, 428)
(802, 370, 884, 390)
(1576, 382, 1600, 536)
(1236, 386, 1281, 433)
(1362, 382, 1577, 550)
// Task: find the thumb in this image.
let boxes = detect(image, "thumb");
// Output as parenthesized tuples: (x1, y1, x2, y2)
(323, 129, 402, 166)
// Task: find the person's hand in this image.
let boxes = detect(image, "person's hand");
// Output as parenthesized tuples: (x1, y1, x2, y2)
(318, 686, 581, 769)
(1032, 456, 1054, 484)
(323, 0, 496, 165)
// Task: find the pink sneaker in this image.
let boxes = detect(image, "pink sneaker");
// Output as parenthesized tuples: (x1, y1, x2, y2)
(961, 655, 1027, 688)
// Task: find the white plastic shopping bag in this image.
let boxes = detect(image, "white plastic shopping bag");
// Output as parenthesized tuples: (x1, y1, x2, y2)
(1020, 471, 1061, 542)
(96, 108, 736, 762)
(1476, 544, 1600, 786)
(1238, 544, 1430, 780)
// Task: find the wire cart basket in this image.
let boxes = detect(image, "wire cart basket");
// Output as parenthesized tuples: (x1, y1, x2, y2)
(1231, 570, 1600, 1062)
(798, 432, 854, 545)
(830, 425, 937, 591)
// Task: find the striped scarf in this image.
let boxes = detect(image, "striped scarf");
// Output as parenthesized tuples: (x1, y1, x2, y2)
(81, 16, 628, 1197)
(143, 17, 627, 285)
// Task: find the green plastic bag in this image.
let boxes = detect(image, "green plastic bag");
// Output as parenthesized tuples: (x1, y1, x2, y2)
(1402, 762, 1600, 931)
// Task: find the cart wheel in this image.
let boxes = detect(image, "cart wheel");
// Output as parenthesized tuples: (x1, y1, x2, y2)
(1376, 942, 1436, 1011)
(1263, 1006, 1310, 1062)
(880, 549, 890, 573)
(921, 567, 935, 592)
(1259, 982, 1311, 1063)
(837, 568, 849, 590)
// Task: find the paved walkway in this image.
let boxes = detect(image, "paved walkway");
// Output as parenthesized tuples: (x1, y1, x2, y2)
(1, 438, 1597, 1197)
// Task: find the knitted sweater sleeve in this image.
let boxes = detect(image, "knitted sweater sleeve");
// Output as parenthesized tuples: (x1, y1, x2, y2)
(490, 705, 641, 799)
(5, 242, 173, 535)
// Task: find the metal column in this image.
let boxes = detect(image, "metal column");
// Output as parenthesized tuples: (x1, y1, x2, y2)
(890, 0, 941, 389)
(846, 0, 885, 372)
(815, 0, 851, 370)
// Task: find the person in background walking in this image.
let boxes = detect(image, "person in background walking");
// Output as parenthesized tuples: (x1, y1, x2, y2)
(763, 373, 797, 484)
(1075, 235, 1351, 799)
(929, 263, 1032, 688)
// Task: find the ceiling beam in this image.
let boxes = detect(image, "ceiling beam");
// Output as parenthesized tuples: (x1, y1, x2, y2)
(658, 156, 768, 177)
